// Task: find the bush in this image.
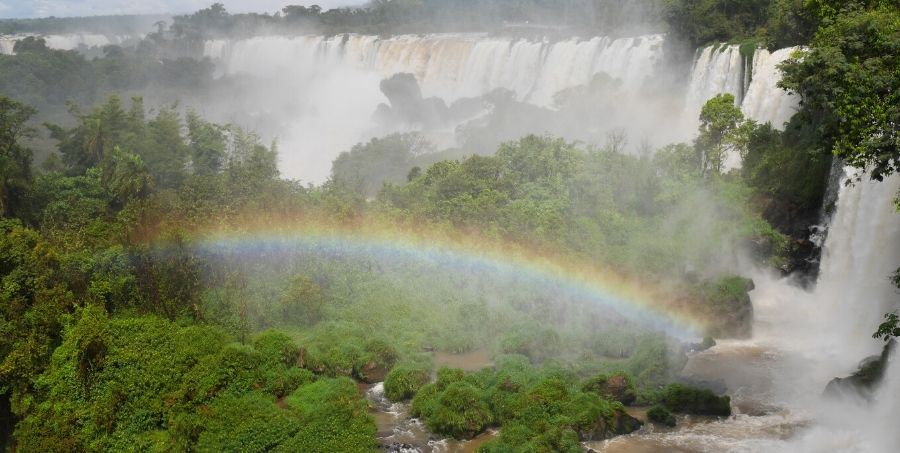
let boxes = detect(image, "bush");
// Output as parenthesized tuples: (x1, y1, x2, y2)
(384, 364, 430, 401)
(659, 384, 731, 416)
(424, 381, 492, 439)
(196, 392, 299, 452)
(582, 372, 637, 405)
(647, 405, 677, 427)
(253, 330, 302, 367)
(280, 378, 378, 452)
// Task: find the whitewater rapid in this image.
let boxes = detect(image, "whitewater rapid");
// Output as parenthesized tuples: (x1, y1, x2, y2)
(598, 171, 900, 453)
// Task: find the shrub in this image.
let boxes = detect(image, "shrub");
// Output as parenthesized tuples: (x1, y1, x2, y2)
(384, 364, 430, 401)
(280, 378, 378, 452)
(196, 392, 299, 452)
(424, 381, 492, 439)
(582, 372, 637, 405)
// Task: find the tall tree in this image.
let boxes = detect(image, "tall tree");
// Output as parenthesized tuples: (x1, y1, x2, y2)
(695, 94, 753, 177)
(780, 4, 899, 183)
(0, 97, 36, 218)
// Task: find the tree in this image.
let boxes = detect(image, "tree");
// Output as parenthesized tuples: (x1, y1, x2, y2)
(49, 96, 130, 172)
(99, 147, 153, 209)
(280, 275, 325, 327)
(331, 133, 430, 198)
(186, 111, 226, 175)
(780, 4, 899, 184)
(874, 313, 900, 343)
(0, 97, 36, 218)
(695, 94, 753, 177)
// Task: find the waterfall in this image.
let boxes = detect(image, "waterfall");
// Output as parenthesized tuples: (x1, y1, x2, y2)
(202, 33, 668, 182)
(204, 33, 665, 108)
(742, 47, 801, 127)
(683, 44, 801, 171)
(685, 44, 799, 128)
(0, 36, 17, 55)
(685, 45, 745, 116)
(746, 171, 900, 451)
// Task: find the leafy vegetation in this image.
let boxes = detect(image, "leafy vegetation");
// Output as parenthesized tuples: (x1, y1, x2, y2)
(647, 404, 677, 426)
(0, 0, 896, 449)
(656, 383, 732, 416)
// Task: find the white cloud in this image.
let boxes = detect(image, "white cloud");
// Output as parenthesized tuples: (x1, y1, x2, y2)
(3, 0, 365, 19)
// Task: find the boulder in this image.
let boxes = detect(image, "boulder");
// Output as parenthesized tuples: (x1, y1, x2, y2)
(825, 340, 895, 400)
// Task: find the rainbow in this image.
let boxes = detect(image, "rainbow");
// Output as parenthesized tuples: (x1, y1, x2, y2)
(179, 218, 706, 339)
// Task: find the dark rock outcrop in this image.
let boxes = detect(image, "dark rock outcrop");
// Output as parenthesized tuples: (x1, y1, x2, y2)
(825, 340, 895, 401)
(659, 383, 731, 416)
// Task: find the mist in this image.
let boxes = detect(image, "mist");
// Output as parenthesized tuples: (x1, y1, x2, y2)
(1, 1, 897, 452)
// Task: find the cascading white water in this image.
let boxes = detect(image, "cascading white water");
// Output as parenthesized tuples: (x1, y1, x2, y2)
(206, 33, 665, 107)
(202, 33, 667, 182)
(683, 44, 801, 171)
(752, 170, 900, 452)
(685, 45, 746, 116)
(685, 44, 800, 128)
(742, 47, 801, 128)
(0, 37, 17, 55)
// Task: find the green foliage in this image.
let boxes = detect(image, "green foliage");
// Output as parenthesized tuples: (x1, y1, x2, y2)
(874, 313, 900, 343)
(647, 405, 676, 426)
(659, 383, 732, 416)
(662, 0, 774, 46)
(171, 0, 664, 37)
(11, 312, 332, 452)
(332, 133, 431, 198)
(425, 380, 493, 439)
(384, 363, 431, 402)
(0, 219, 73, 412)
(498, 324, 562, 364)
(0, 96, 36, 218)
(280, 378, 378, 453)
(696, 94, 754, 177)
(581, 372, 637, 405)
(413, 361, 641, 447)
(0, 38, 212, 123)
(279, 275, 325, 327)
(301, 325, 398, 380)
(780, 4, 900, 185)
(743, 121, 831, 216)
(195, 392, 298, 453)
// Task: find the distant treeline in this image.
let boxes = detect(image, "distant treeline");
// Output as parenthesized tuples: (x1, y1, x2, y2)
(162, 0, 879, 48)
(1, 1, 886, 49)
(163, 1, 666, 39)
(0, 14, 169, 36)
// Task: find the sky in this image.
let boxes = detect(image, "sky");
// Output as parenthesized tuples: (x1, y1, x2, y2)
(0, 0, 364, 19)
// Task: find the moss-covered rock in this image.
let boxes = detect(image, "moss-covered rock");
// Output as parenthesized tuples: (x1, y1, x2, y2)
(647, 405, 677, 427)
(825, 340, 895, 400)
(582, 372, 637, 405)
(675, 276, 755, 339)
(659, 384, 731, 416)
